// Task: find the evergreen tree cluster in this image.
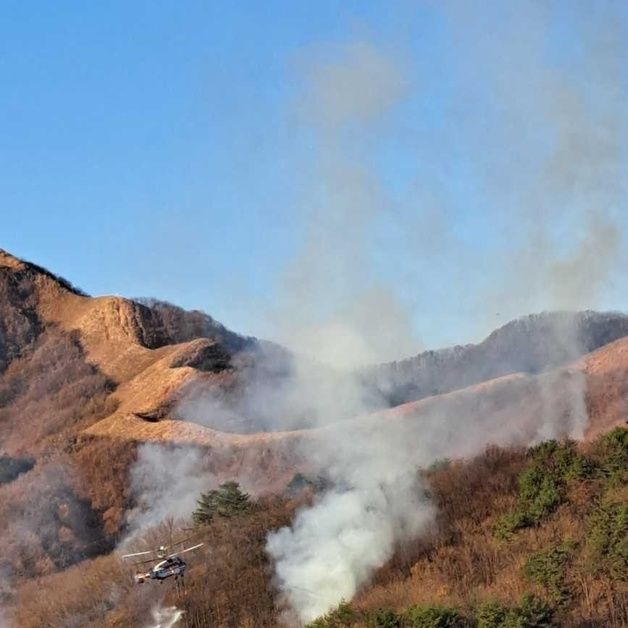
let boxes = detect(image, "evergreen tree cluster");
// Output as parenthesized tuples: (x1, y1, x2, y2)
(192, 481, 252, 525)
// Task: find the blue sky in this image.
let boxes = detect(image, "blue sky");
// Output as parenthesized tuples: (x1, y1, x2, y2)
(2, 1, 627, 354)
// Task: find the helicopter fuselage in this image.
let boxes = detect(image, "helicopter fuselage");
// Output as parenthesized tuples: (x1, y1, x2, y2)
(136, 557, 187, 583)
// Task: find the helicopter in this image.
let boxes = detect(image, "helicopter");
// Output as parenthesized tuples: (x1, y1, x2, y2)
(122, 538, 204, 584)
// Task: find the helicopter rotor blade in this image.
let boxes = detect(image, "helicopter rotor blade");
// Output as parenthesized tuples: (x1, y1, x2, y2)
(122, 534, 199, 558)
(122, 534, 204, 564)
(167, 543, 204, 558)
(121, 550, 156, 559)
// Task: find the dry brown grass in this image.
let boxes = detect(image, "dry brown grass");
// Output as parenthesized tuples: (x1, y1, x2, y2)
(0, 323, 138, 593)
(0, 328, 116, 454)
(70, 436, 139, 534)
(15, 554, 132, 628)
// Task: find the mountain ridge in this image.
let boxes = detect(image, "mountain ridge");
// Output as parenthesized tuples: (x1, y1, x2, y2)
(3, 247, 628, 458)
(367, 310, 628, 406)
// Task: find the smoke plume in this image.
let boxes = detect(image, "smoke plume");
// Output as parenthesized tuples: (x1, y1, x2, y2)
(125, 444, 216, 540)
(146, 603, 184, 628)
(439, 0, 627, 325)
(263, 4, 627, 622)
(133, 4, 627, 625)
(263, 37, 466, 624)
(271, 40, 422, 368)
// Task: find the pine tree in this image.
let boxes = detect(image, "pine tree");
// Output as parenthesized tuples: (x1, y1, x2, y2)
(192, 481, 252, 525)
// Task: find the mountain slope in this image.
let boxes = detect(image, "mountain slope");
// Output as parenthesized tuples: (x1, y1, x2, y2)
(81, 325, 628, 498)
(0, 249, 255, 453)
(366, 311, 628, 406)
(0, 249, 259, 586)
(3, 247, 628, 481)
(1, 249, 628, 579)
(12, 429, 627, 628)
(1, 248, 628, 626)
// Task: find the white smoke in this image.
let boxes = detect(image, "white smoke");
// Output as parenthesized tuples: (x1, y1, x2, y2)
(268, 487, 421, 623)
(146, 603, 184, 628)
(270, 40, 421, 368)
(260, 36, 447, 625)
(262, 6, 628, 620)
(123, 5, 626, 626)
(439, 0, 627, 328)
(125, 444, 216, 540)
(260, 43, 433, 621)
(266, 362, 589, 623)
(267, 415, 434, 623)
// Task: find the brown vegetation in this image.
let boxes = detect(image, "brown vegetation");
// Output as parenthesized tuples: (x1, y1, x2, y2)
(348, 430, 627, 627)
(9, 430, 626, 627)
(1, 250, 627, 626)
(12, 498, 300, 628)
(0, 329, 117, 455)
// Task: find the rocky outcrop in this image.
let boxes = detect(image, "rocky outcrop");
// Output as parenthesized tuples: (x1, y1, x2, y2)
(169, 338, 232, 372)
(135, 297, 254, 353)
